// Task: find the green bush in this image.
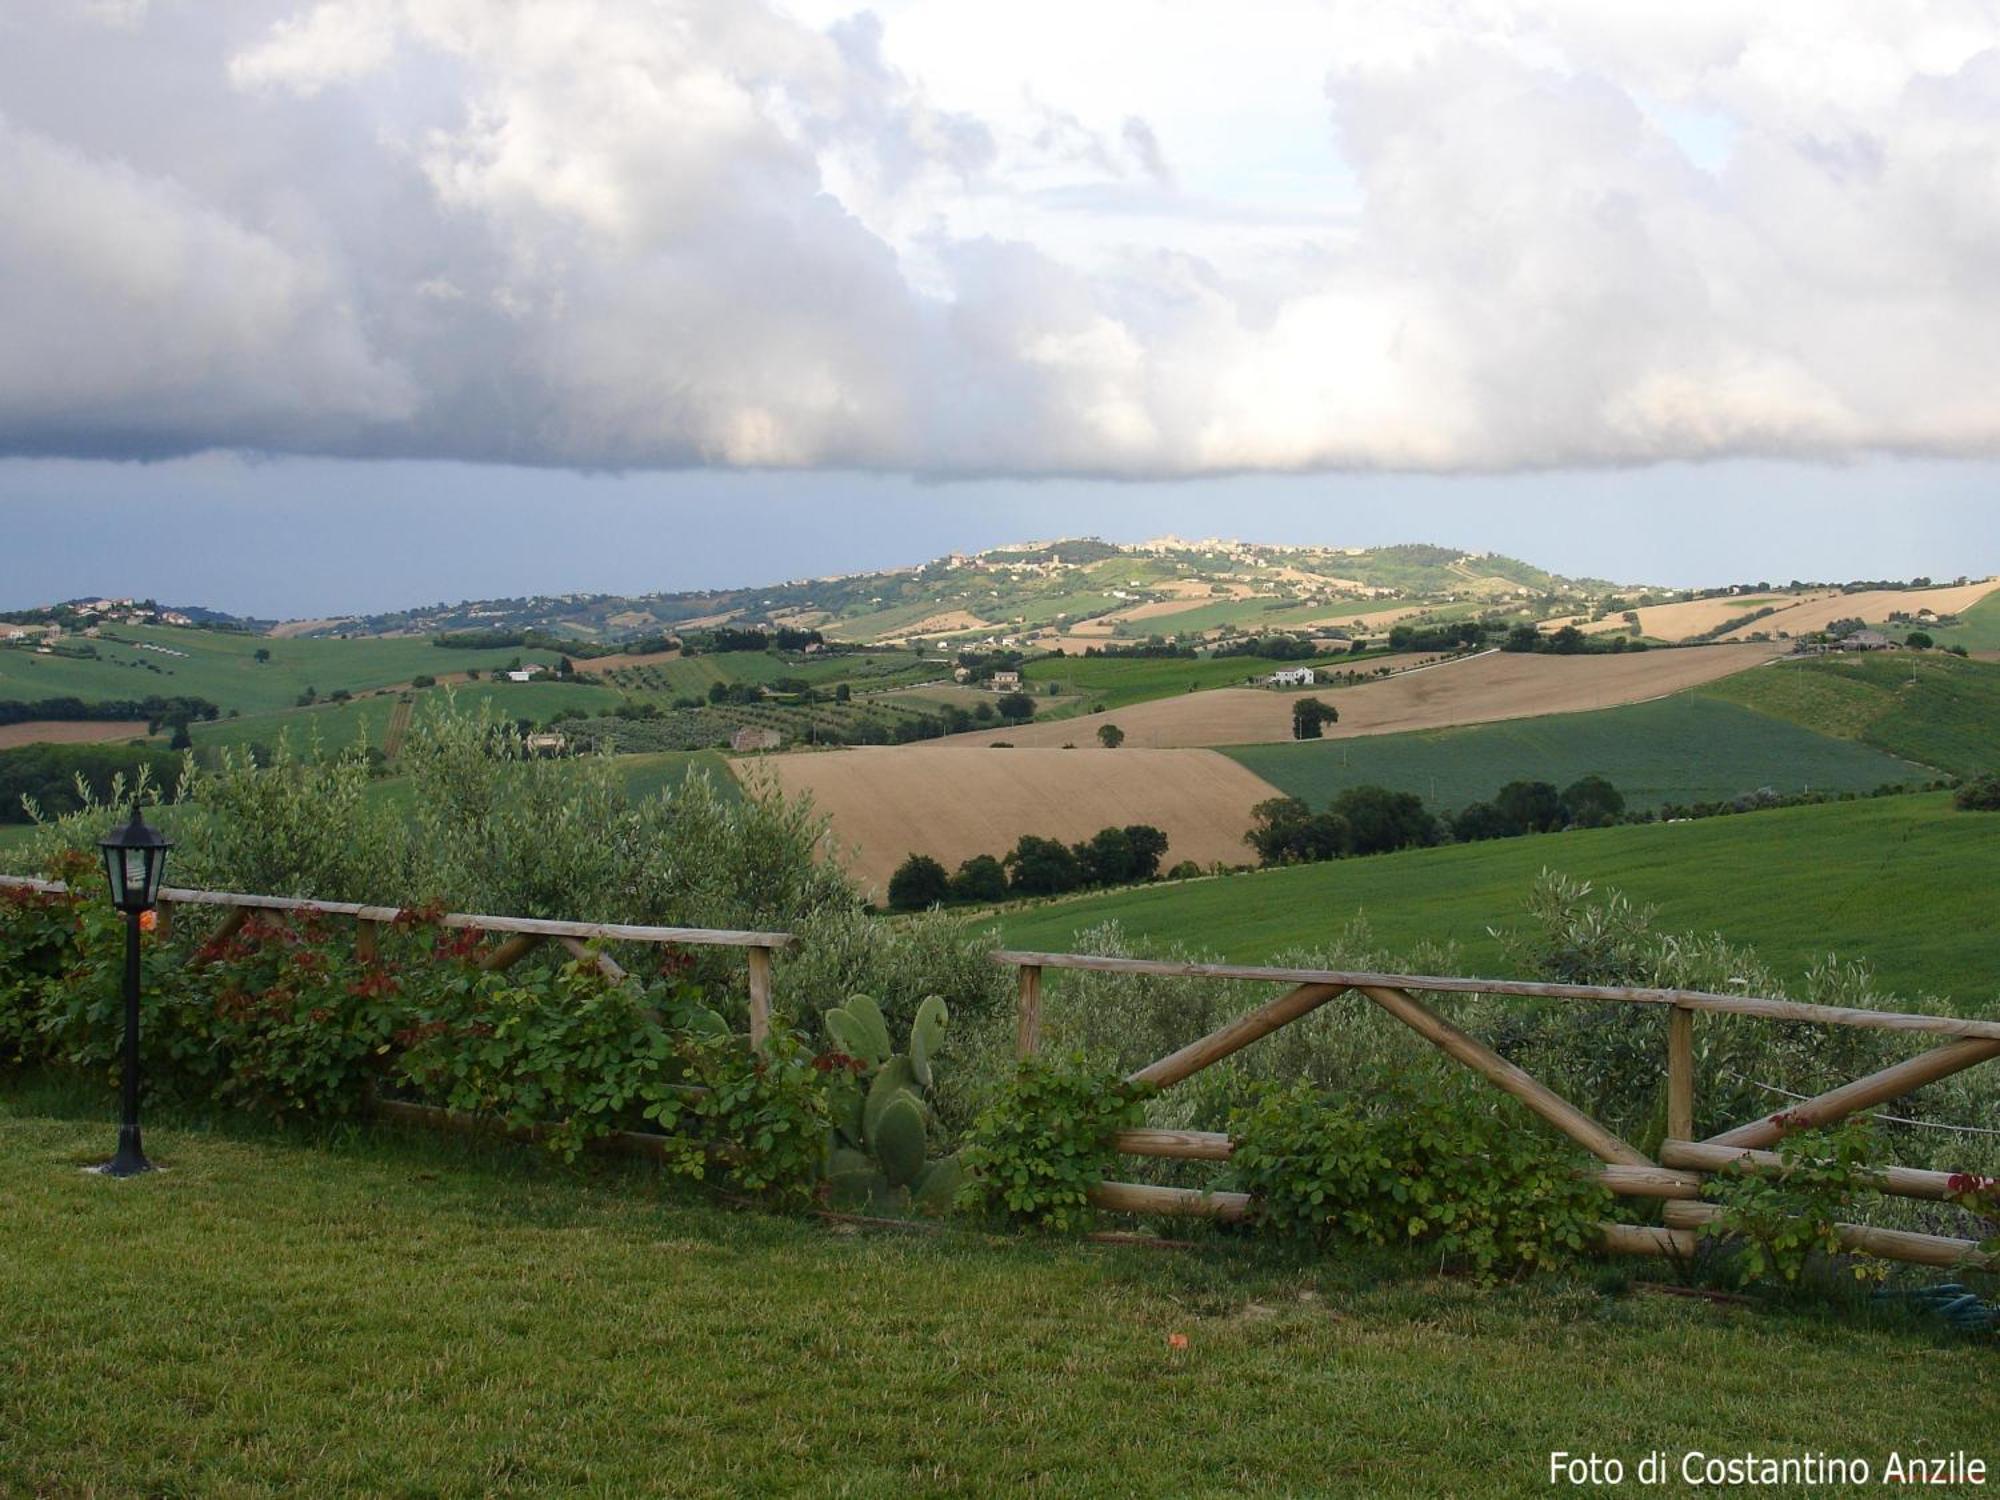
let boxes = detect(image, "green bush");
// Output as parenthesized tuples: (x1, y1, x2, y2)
(957, 1053, 1152, 1231)
(1955, 774, 2000, 811)
(1701, 1122, 1888, 1287)
(1228, 1075, 1610, 1280)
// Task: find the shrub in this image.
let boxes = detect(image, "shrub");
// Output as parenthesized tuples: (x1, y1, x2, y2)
(887, 853, 950, 911)
(1228, 1075, 1610, 1280)
(1955, 774, 2000, 811)
(1701, 1121, 1888, 1286)
(949, 854, 1008, 904)
(958, 1053, 1152, 1231)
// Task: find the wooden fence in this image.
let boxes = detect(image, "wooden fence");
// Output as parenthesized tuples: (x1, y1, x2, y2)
(0, 875, 793, 1047)
(5, 871, 1992, 1269)
(996, 950, 1999, 1270)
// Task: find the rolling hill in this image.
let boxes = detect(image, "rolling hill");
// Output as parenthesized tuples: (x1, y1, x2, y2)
(994, 792, 2000, 1008)
(1224, 694, 1933, 814)
(1695, 651, 2000, 777)
(935, 642, 1786, 748)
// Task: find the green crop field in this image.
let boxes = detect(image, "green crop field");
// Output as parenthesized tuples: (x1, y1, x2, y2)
(1926, 591, 2000, 653)
(1225, 695, 1930, 814)
(189, 681, 627, 756)
(1022, 650, 1387, 712)
(612, 749, 740, 803)
(595, 649, 946, 705)
(4, 1087, 1991, 1497)
(996, 793, 2000, 1008)
(1697, 652, 2000, 777)
(0, 625, 530, 715)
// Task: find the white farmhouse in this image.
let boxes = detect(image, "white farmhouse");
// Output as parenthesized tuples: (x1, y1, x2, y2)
(1268, 667, 1317, 687)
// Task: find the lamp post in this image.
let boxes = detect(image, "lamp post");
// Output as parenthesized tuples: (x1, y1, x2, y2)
(96, 806, 171, 1178)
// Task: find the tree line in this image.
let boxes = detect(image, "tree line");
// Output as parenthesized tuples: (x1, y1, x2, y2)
(888, 824, 1174, 909)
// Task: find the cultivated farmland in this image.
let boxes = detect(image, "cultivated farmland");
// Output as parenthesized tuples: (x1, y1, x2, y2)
(1697, 651, 2000, 777)
(761, 745, 1282, 893)
(997, 792, 2000, 1006)
(0, 720, 151, 750)
(1225, 694, 1931, 814)
(940, 642, 1786, 748)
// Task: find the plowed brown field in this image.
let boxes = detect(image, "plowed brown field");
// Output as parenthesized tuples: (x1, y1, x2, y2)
(762, 746, 1282, 894)
(929, 641, 1788, 749)
(0, 720, 151, 749)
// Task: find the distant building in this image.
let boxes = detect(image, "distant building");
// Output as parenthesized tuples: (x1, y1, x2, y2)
(990, 670, 1022, 691)
(731, 725, 783, 753)
(1268, 667, 1317, 687)
(504, 664, 548, 682)
(524, 732, 568, 754)
(1842, 630, 1898, 652)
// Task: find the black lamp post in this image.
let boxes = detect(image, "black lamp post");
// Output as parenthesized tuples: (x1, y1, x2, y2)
(96, 806, 171, 1178)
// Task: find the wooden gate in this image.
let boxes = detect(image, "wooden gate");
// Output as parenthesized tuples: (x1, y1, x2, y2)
(997, 950, 1999, 1268)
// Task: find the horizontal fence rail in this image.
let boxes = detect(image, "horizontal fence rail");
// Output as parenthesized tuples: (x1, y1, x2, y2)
(990, 951, 2000, 1042)
(0, 875, 793, 1046)
(997, 950, 1998, 1272)
(7, 874, 1993, 1270)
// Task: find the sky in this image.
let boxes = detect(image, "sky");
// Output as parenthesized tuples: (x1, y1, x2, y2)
(3, 1, 1999, 614)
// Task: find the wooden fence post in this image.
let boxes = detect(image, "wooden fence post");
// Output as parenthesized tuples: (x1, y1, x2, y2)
(747, 945, 773, 1051)
(155, 897, 173, 943)
(1016, 964, 1043, 1059)
(354, 918, 379, 966)
(1668, 1004, 1694, 1143)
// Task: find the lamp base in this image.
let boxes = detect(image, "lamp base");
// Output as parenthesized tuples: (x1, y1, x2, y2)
(94, 1126, 154, 1178)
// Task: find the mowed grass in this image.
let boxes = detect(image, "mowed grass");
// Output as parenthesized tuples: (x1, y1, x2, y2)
(1697, 652, 2000, 777)
(3, 1091, 1992, 1498)
(998, 793, 2000, 1008)
(1224, 695, 1930, 814)
(0, 625, 528, 715)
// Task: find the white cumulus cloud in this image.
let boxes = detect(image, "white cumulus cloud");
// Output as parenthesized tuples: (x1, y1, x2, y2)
(1, 0, 1998, 475)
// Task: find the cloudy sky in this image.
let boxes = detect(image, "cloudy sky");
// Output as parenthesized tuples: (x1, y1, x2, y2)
(3, 0, 1999, 612)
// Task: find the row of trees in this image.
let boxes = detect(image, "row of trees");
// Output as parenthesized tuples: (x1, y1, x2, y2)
(887, 825, 1172, 909)
(1245, 775, 1633, 867)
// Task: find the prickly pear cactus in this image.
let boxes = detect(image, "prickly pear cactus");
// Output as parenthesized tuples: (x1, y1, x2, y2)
(820, 993, 960, 1214)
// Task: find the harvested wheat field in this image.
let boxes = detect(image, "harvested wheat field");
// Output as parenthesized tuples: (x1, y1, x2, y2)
(763, 746, 1282, 893)
(1716, 580, 2000, 640)
(568, 647, 682, 673)
(933, 641, 1787, 749)
(0, 720, 151, 750)
(1570, 592, 1832, 640)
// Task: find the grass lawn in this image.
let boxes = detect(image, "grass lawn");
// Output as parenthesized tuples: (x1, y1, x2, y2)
(1224, 695, 1929, 814)
(1697, 653, 2000, 778)
(997, 793, 2000, 1009)
(3, 1085, 1991, 1497)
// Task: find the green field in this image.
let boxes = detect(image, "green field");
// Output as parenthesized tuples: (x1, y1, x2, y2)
(1022, 650, 1388, 712)
(188, 680, 627, 755)
(3, 1088, 1991, 1496)
(1697, 652, 2000, 777)
(1225, 695, 1931, 814)
(612, 749, 741, 802)
(0, 625, 530, 715)
(1931, 590, 2000, 653)
(596, 648, 942, 700)
(997, 793, 2000, 1008)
